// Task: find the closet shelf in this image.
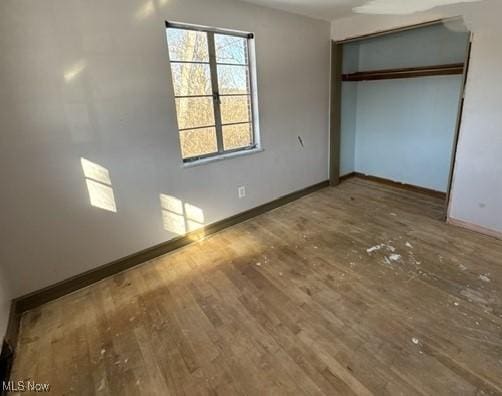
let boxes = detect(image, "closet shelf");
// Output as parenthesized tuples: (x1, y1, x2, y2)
(342, 63, 464, 82)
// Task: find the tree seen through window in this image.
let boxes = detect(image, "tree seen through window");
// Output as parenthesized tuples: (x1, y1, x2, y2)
(166, 24, 256, 161)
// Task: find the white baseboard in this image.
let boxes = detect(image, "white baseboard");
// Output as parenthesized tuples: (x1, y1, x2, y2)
(447, 217, 502, 240)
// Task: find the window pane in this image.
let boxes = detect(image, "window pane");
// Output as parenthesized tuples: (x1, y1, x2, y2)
(175, 97, 215, 130)
(220, 95, 251, 124)
(171, 63, 212, 96)
(180, 127, 218, 158)
(166, 28, 209, 62)
(215, 34, 248, 65)
(223, 123, 252, 150)
(217, 65, 250, 95)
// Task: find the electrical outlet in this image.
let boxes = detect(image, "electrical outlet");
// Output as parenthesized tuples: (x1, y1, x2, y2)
(238, 186, 246, 199)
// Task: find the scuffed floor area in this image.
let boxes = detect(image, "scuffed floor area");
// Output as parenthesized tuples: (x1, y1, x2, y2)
(11, 177, 502, 395)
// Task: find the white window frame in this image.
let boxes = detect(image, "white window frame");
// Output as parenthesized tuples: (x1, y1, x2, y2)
(165, 21, 261, 164)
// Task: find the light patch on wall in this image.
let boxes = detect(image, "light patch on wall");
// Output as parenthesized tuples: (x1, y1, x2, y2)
(64, 60, 87, 82)
(353, 0, 483, 15)
(184, 203, 204, 225)
(160, 194, 205, 237)
(160, 194, 185, 235)
(185, 202, 205, 232)
(81, 158, 112, 185)
(134, 0, 168, 20)
(135, 0, 155, 20)
(81, 158, 117, 212)
(86, 180, 117, 213)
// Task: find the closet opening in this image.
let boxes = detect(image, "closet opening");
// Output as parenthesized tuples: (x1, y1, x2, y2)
(330, 18, 472, 219)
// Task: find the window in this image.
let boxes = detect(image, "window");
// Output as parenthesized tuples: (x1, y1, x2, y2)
(165, 22, 259, 163)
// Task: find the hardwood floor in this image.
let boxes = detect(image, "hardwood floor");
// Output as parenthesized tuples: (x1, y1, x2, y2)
(11, 177, 502, 395)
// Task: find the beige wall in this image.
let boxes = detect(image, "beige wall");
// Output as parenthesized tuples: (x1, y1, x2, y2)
(331, 0, 502, 235)
(0, 266, 12, 340)
(0, 0, 330, 298)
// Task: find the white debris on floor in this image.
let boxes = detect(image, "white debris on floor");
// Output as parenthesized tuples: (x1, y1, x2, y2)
(367, 243, 396, 254)
(367, 242, 407, 266)
(405, 242, 413, 248)
(412, 337, 420, 345)
(367, 244, 385, 253)
(479, 274, 491, 283)
(97, 379, 106, 391)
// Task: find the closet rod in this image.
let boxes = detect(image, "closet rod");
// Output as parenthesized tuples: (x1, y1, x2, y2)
(342, 63, 464, 82)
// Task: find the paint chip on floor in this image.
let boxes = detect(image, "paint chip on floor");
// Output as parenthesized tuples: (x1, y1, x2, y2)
(411, 337, 419, 345)
(367, 243, 398, 255)
(405, 242, 413, 248)
(367, 244, 384, 253)
(479, 274, 491, 283)
(98, 379, 105, 391)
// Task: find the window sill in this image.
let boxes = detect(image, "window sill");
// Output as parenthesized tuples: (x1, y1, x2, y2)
(182, 147, 264, 168)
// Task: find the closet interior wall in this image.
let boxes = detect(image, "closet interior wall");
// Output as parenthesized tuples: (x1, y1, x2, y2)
(339, 22, 470, 193)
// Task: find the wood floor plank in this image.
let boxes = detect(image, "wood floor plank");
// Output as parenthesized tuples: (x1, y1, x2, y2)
(9, 177, 502, 395)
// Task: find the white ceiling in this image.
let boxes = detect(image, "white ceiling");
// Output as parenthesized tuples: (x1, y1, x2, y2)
(238, 0, 363, 21)
(238, 0, 483, 21)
